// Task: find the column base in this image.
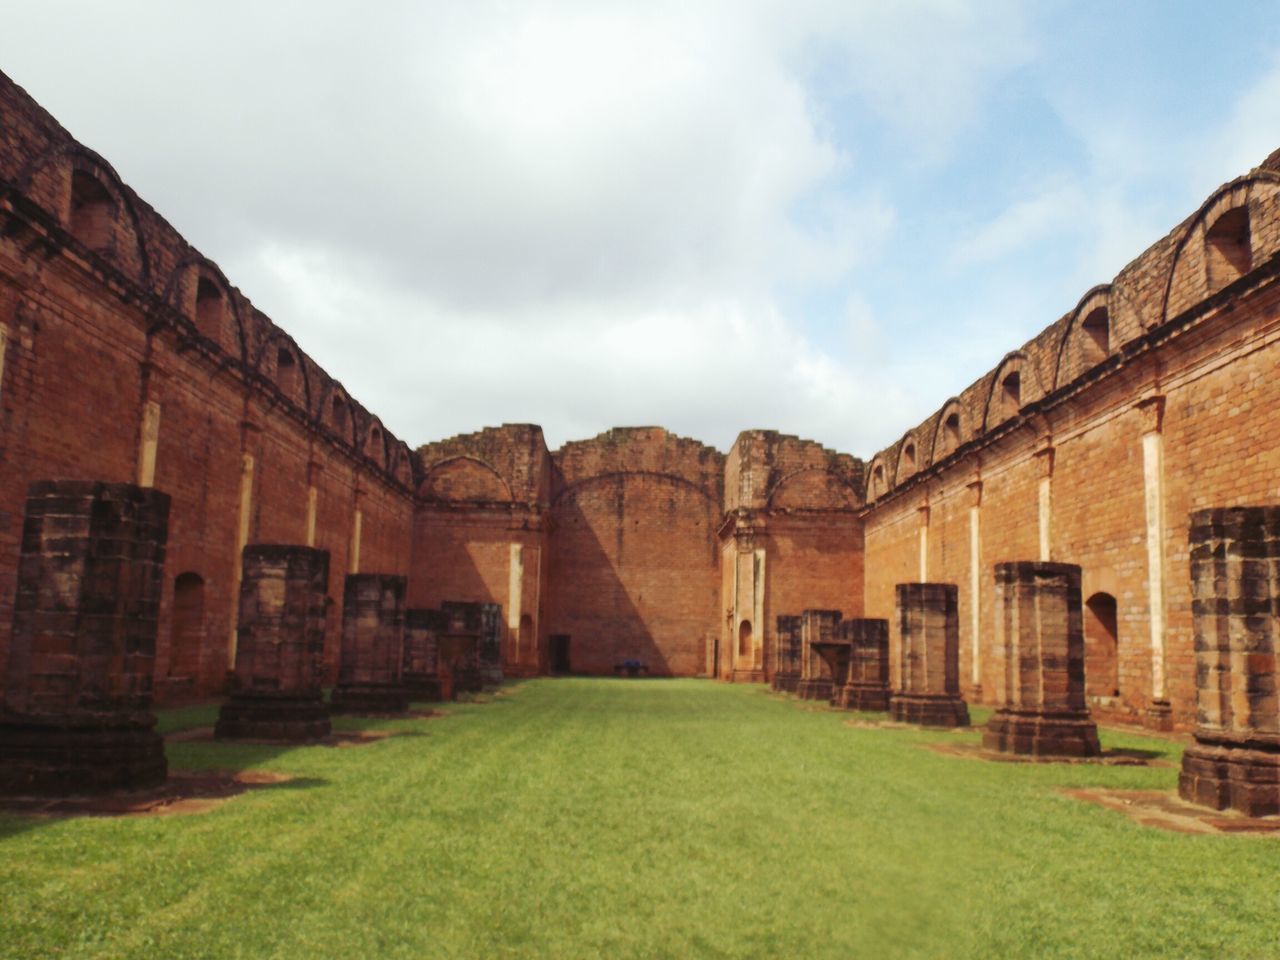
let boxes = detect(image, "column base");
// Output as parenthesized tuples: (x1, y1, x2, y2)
(1179, 735, 1280, 817)
(889, 693, 970, 728)
(329, 684, 411, 714)
(732, 669, 766, 684)
(772, 674, 799, 693)
(215, 693, 331, 742)
(0, 718, 167, 794)
(1145, 699, 1174, 732)
(403, 674, 447, 702)
(836, 682, 890, 712)
(982, 709, 1101, 757)
(796, 679, 834, 701)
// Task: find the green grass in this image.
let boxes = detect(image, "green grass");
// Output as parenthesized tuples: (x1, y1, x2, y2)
(1, 679, 1277, 959)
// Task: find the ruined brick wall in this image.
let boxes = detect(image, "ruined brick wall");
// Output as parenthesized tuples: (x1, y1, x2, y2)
(543, 428, 723, 676)
(719, 431, 864, 679)
(862, 157, 1280, 729)
(411, 425, 550, 675)
(0, 71, 415, 701)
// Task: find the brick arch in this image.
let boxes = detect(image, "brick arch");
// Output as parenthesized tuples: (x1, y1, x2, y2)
(1161, 172, 1280, 325)
(160, 256, 248, 363)
(19, 145, 152, 285)
(865, 455, 889, 502)
(419, 456, 514, 503)
(256, 331, 312, 410)
(389, 442, 414, 488)
(316, 378, 358, 448)
(551, 469, 718, 509)
(764, 467, 859, 510)
(982, 351, 1040, 432)
(928, 397, 968, 464)
(362, 417, 389, 472)
(1052, 286, 1112, 390)
(893, 431, 921, 485)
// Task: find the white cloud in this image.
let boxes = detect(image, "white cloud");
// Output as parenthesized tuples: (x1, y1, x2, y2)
(0, 1, 1039, 456)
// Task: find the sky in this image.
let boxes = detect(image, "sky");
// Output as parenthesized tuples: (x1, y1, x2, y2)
(4, 1, 1280, 457)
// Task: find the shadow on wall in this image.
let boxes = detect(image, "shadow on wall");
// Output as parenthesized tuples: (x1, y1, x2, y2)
(543, 474, 718, 676)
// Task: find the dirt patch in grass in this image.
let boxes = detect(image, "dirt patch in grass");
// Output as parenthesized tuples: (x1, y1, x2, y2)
(0, 769, 314, 819)
(922, 741, 1168, 766)
(1063, 788, 1280, 835)
(843, 717, 972, 733)
(168, 717, 440, 747)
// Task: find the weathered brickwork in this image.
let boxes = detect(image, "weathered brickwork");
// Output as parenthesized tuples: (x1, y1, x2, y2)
(796, 609, 842, 701)
(771, 615, 802, 692)
(403, 608, 448, 701)
(889, 583, 970, 727)
(983, 562, 1100, 757)
(835, 618, 890, 711)
(331, 574, 409, 714)
(1178, 508, 1280, 815)
(2, 71, 1280, 732)
(0, 73, 416, 707)
(215, 545, 331, 741)
(0, 481, 170, 792)
(863, 153, 1280, 731)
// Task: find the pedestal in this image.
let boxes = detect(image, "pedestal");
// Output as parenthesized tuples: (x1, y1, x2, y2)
(889, 583, 969, 728)
(0, 481, 171, 794)
(982, 562, 1099, 757)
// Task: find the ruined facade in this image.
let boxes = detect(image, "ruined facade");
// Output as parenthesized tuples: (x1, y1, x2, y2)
(1, 71, 1279, 732)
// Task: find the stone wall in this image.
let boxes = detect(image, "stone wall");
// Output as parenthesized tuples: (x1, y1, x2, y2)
(0, 71, 416, 703)
(2, 69, 1280, 720)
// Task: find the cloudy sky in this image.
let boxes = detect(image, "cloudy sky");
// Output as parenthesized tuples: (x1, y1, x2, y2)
(5, 2, 1280, 456)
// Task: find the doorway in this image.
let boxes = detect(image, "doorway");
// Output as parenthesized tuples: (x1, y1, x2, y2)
(549, 634, 571, 674)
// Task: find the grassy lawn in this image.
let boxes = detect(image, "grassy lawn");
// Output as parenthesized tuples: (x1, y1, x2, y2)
(1, 678, 1277, 959)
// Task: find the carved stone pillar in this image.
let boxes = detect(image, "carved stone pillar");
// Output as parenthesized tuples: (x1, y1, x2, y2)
(0, 481, 171, 793)
(983, 562, 1100, 757)
(835, 618, 890, 711)
(215, 545, 331, 741)
(1179, 508, 1280, 816)
(771, 615, 802, 693)
(889, 583, 969, 727)
(796, 609, 841, 701)
(331, 573, 409, 714)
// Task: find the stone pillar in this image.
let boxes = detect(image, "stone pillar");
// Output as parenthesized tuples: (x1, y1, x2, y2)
(330, 573, 409, 714)
(442, 601, 485, 695)
(796, 609, 841, 701)
(1179, 508, 1280, 816)
(983, 562, 1100, 756)
(215, 545, 331, 741)
(771, 615, 802, 692)
(836, 618, 890, 711)
(0, 481, 170, 793)
(479, 601, 505, 686)
(403, 608, 448, 701)
(889, 583, 969, 727)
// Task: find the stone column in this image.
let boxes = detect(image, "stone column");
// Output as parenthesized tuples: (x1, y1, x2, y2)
(331, 573, 409, 714)
(479, 601, 505, 686)
(1179, 508, 1280, 816)
(403, 608, 448, 701)
(983, 562, 1100, 756)
(215, 545, 331, 741)
(771, 615, 802, 693)
(836, 618, 890, 711)
(889, 583, 970, 727)
(442, 601, 485, 695)
(796, 609, 841, 701)
(0, 481, 170, 793)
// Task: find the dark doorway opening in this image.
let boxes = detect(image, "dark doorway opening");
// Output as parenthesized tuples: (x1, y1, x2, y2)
(549, 634, 571, 675)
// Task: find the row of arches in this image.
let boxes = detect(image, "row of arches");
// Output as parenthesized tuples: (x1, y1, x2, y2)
(15, 147, 414, 486)
(865, 173, 1279, 502)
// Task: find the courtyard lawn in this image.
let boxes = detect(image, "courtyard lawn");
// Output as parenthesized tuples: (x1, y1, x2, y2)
(1, 679, 1277, 959)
